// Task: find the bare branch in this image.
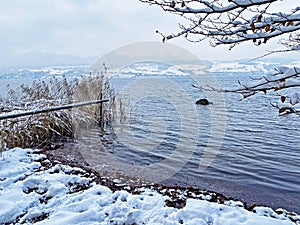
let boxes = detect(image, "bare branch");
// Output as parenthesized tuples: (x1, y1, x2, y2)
(141, 0, 300, 114)
(197, 66, 300, 108)
(140, 0, 300, 47)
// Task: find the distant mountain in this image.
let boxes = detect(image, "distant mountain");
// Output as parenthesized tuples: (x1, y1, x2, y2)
(0, 52, 98, 69)
(90, 41, 202, 72)
(208, 57, 300, 74)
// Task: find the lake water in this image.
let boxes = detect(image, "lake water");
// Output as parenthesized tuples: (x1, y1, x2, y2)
(105, 63, 300, 213)
(1, 63, 299, 213)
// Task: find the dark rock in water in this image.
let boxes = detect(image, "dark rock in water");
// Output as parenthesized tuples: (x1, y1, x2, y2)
(195, 98, 210, 105)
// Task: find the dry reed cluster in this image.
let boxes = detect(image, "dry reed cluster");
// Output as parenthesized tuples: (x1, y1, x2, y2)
(0, 74, 115, 149)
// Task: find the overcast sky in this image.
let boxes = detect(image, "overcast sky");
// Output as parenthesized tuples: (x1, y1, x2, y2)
(0, 0, 298, 67)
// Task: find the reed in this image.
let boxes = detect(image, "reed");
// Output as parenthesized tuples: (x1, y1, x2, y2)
(0, 73, 116, 149)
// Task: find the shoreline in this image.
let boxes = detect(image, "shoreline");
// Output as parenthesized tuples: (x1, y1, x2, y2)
(1, 147, 299, 224)
(40, 142, 300, 216)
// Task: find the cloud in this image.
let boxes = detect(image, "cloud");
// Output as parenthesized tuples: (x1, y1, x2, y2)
(0, 0, 170, 56)
(0, 0, 298, 67)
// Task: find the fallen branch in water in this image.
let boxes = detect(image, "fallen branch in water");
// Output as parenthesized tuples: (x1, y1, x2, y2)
(0, 99, 109, 120)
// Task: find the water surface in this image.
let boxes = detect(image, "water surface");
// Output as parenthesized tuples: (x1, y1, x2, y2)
(1, 64, 299, 213)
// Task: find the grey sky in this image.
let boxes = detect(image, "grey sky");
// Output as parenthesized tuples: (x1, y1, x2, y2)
(0, 0, 298, 67)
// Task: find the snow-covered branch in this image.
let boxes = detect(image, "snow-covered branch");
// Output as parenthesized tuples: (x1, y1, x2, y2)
(232, 67, 300, 94)
(140, 0, 300, 47)
(198, 66, 300, 114)
(280, 32, 300, 51)
(142, 0, 300, 114)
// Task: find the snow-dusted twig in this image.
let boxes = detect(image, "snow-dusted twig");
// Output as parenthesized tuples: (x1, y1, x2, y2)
(195, 66, 300, 114)
(140, 0, 300, 48)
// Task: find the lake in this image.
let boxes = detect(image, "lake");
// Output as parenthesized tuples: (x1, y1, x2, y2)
(1, 62, 299, 213)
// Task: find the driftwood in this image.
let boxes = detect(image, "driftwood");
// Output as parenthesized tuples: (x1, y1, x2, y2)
(0, 99, 109, 120)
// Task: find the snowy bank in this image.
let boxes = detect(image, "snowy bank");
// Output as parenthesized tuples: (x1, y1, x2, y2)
(0, 148, 299, 225)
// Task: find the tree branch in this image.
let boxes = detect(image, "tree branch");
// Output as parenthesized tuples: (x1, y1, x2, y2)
(140, 0, 300, 47)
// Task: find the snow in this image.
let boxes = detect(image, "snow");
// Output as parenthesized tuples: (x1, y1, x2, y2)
(208, 61, 261, 73)
(0, 148, 299, 225)
(0, 66, 89, 81)
(115, 62, 190, 77)
(217, 63, 300, 108)
(289, 92, 300, 105)
(149, 0, 299, 48)
(173, 0, 276, 14)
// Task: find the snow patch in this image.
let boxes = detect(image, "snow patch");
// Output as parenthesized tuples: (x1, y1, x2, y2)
(0, 148, 298, 225)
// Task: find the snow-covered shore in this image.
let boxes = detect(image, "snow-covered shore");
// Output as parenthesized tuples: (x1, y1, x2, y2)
(0, 148, 299, 225)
